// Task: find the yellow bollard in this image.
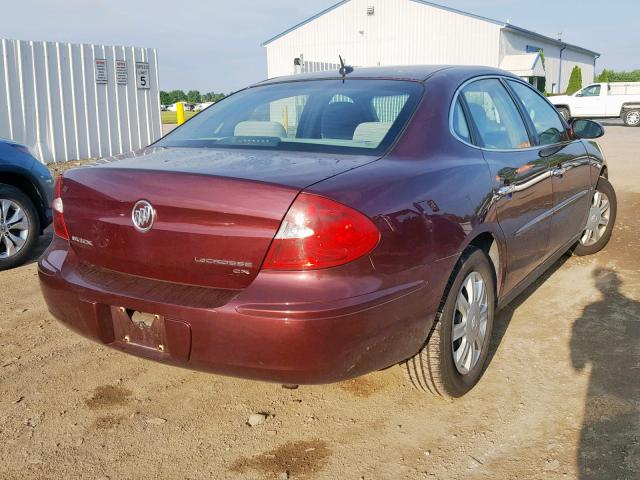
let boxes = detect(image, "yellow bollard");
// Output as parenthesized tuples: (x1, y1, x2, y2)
(176, 102, 186, 125)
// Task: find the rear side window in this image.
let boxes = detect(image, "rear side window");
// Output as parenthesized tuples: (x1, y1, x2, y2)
(452, 99, 471, 143)
(462, 79, 531, 150)
(507, 80, 567, 146)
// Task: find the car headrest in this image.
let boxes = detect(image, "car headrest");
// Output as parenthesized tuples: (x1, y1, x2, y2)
(352, 122, 392, 144)
(321, 102, 369, 140)
(234, 121, 287, 138)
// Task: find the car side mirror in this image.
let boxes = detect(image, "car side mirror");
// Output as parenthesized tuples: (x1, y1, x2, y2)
(575, 93, 583, 97)
(571, 119, 604, 139)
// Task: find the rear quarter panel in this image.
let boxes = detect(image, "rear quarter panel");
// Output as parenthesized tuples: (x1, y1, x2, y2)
(307, 70, 505, 313)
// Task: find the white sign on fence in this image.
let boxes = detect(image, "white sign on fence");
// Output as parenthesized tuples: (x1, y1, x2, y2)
(95, 59, 108, 84)
(136, 62, 150, 89)
(0, 38, 161, 163)
(115, 59, 127, 85)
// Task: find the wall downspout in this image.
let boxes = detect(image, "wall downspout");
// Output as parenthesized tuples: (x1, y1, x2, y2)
(558, 44, 567, 93)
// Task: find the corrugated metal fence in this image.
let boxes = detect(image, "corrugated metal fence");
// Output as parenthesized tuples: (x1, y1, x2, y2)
(0, 38, 161, 164)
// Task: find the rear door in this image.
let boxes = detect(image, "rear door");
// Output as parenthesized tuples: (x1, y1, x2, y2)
(461, 78, 554, 294)
(506, 80, 592, 255)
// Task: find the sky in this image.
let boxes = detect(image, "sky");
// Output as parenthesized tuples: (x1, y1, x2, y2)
(2, 0, 638, 93)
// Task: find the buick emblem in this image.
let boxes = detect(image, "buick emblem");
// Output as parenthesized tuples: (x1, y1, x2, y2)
(132, 200, 156, 232)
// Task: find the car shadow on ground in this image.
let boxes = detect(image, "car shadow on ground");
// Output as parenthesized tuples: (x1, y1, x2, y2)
(570, 268, 640, 479)
(597, 119, 624, 127)
(488, 258, 640, 479)
(486, 252, 571, 367)
(24, 228, 52, 267)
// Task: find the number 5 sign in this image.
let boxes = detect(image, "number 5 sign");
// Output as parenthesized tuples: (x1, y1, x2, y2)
(136, 62, 150, 89)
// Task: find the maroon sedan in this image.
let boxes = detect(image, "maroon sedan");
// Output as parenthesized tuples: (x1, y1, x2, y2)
(39, 66, 616, 397)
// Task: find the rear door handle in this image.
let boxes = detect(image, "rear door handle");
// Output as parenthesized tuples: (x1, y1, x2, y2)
(552, 167, 567, 177)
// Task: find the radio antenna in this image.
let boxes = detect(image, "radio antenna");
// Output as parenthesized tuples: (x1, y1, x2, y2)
(338, 55, 354, 82)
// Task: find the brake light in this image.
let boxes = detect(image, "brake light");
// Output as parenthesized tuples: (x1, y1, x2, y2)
(262, 193, 380, 270)
(52, 177, 69, 240)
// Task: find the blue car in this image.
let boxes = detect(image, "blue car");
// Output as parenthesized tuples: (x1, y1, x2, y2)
(0, 139, 54, 270)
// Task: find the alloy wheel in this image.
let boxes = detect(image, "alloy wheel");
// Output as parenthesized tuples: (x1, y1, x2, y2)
(0, 199, 30, 259)
(581, 191, 611, 247)
(625, 111, 640, 126)
(451, 271, 489, 375)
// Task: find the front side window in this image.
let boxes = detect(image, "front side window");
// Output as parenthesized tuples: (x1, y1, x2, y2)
(461, 79, 531, 150)
(157, 80, 423, 156)
(578, 85, 601, 97)
(508, 80, 567, 146)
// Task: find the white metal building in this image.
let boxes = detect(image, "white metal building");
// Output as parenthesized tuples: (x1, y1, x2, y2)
(263, 0, 599, 94)
(0, 38, 161, 164)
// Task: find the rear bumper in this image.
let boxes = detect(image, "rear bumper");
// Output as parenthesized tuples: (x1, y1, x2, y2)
(38, 238, 447, 384)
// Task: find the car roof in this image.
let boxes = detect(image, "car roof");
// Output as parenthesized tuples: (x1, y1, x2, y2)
(254, 65, 515, 86)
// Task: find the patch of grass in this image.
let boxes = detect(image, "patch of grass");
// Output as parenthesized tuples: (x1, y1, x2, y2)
(48, 158, 96, 177)
(161, 111, 198, 124)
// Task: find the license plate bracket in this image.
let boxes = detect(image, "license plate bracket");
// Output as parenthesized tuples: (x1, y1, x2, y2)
(111, 307, 168, 353)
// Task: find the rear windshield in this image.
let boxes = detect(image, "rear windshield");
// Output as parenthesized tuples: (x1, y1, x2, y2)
(156, 79, 423, 156)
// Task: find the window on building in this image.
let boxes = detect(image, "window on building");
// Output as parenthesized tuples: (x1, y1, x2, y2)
(462, 79, 531, 150)
(507, 80, 567, 146)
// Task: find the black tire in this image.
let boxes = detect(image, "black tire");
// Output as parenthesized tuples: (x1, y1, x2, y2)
(403, 248, 496, 398)
(573, 177, 617, 256)
(0, 184, 40, 271)
(557, 107, 571, 122)
(621, 109, 640, 127)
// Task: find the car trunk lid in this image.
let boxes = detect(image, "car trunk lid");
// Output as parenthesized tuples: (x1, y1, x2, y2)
(60, 147, 375, 289)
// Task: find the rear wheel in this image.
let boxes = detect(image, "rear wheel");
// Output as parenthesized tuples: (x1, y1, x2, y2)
(557, 107, 571, 122)
(403, 248, 495, 398)
(0, 184, 40, 271)
(573, 177, 617, 256)
(622, 109, 640, 127)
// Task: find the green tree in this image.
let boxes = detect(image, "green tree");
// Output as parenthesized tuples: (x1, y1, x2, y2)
(566, 66, 583, 95)
(597, 69, 611, 83)
(161, 90, 228, 105)
(186, 90, 201, 104)
(537, 51, 546, 94)
(160, 91, 171, 105)
(596, 69, 640, 82)
(202, 92, 227, 103)
(167, 89, 187, 104)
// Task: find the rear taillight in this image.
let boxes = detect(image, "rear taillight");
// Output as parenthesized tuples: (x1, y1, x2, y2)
(262, 193, 380, 271)
(52, 177, 69, 240)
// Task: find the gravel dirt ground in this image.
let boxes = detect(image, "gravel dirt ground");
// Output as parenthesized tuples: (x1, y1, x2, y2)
(1, 127, 639, 480)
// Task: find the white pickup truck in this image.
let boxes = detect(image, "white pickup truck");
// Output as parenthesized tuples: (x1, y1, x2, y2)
(549, 82, 640, 127)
